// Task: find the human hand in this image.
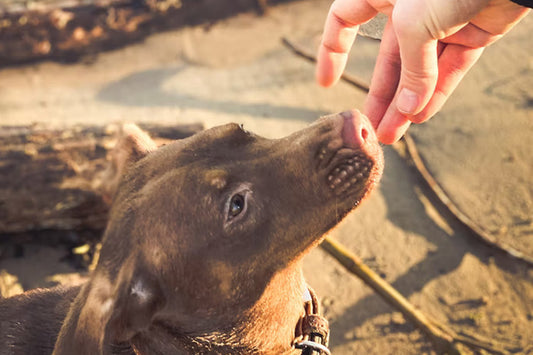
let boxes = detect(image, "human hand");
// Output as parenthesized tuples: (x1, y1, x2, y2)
(317, 0, 530, 144)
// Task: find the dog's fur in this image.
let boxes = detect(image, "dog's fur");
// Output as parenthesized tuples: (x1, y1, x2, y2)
(0, 110, 383, 354)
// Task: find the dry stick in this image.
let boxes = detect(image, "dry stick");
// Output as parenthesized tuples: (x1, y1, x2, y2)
(321, 238, 511, 355)
(281, 36, 533, 268)
(281, 37, 518, 355)
(320, 238, 462, 355)
(281, 38, 370, 93)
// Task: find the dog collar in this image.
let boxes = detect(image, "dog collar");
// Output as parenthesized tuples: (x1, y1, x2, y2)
(293, 286, 331, 355)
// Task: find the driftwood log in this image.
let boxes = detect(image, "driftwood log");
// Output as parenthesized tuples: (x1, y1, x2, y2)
(0, 0, 288, 66)
(0, 123, 202, 241)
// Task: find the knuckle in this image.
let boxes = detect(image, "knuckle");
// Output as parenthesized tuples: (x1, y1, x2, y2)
(401, 65, 437, 84)
(381, 49, 402, 68)
(367, 92, 393, 108)
(321, 40, 352, 56)
(322, 11, 358, 53)
(468, 31, 502, 48)
(392, 1, 443, 40)
(392, 4, 423, 37)
(330, 9, 358, 29)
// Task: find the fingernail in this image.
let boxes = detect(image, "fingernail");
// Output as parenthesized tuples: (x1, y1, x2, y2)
(397, 88, 419, 115)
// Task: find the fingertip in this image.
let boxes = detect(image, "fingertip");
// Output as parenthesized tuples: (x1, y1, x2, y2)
(376, 110, 411, 145)
(363, 95, 387, 130)
(409, 115, 429, 124)
(408, 89, 445, 123)
(377, 131, 399, 145)
(396, 88, 420, 115)
(315, 66, 335, 87)
(316, 46, 346, 87)
(392, 17, 439, 117)
(408, 45, 484, 124)
(377, 124, 407, 144)
(378, 126, 407, 144)
(316, 0, 377, 89)
(362, 19, 401, 133)
(409, 108, 434, 124)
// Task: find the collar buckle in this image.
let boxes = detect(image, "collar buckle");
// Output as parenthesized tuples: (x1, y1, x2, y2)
(294, 286, 331, 355)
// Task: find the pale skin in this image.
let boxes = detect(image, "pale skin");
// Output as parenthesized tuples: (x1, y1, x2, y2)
(317, 0, 530, 144)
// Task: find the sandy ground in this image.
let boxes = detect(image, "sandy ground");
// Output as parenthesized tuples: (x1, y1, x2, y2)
(1, 0, 532, 354)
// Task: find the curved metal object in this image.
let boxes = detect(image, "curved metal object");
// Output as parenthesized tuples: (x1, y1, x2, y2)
(295, 340, 332, 355)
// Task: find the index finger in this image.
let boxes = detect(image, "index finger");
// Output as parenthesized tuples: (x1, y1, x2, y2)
(316, 0, 378, 87)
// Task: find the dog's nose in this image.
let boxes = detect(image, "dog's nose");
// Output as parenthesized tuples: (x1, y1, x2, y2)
(341, 109, 374, 149)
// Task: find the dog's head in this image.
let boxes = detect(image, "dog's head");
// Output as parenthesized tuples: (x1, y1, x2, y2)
(72, 110, 383, 351)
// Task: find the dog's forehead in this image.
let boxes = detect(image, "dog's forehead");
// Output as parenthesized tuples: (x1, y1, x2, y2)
(157, 123, 264, 166)
(189, 123, 256, 147)
(132, 123, 275, 196)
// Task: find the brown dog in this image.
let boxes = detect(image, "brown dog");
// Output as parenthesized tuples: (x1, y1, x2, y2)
(0, 110, 383, 354)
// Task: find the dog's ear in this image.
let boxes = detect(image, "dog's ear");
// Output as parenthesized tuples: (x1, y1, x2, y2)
(100, 123, 157, 204)
(53, 258, 165, 354)
(104, 259, 166, 344)
(53, 272, 115, 354)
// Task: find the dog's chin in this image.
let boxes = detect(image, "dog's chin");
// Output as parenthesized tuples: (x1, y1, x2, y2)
(327, 149, 375, 196)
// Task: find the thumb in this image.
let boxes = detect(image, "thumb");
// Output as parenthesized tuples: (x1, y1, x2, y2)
(391, 2, 439, 116)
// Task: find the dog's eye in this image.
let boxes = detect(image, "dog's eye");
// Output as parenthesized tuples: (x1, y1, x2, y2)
(228, 194, 245, 218)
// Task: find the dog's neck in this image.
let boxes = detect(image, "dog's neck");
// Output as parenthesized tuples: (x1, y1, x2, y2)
(130, 262, 306, 355)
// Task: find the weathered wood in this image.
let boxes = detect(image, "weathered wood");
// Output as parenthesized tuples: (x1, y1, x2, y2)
(0, 123, 203, 238)
(0, 0, 289, 66)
